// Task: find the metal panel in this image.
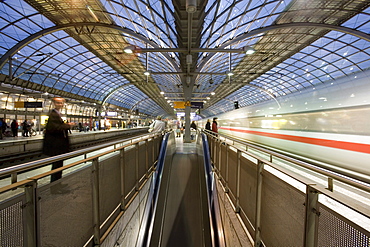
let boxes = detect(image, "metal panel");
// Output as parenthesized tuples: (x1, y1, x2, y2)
(147, 140, 154, 167)
(0, 195, 24, 247)
(220, 143, 227, 185)
(99, 154, 121, 225)
(138, 142, 147, 182)
(317, 203, 370, 246)
(38, 167, 94, 246)
(227, 147, 238, 204)
(124, 147, 137, 200)
(238, 155, 257, 234)
(260, 171, 306, 246)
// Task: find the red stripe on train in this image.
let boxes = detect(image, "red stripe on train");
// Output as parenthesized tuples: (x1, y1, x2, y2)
(220, 127, 370, 154)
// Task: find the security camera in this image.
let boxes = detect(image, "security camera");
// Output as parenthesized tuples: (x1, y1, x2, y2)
(209, 78, 214, 84)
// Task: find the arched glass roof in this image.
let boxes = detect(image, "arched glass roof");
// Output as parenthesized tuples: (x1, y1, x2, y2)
(1, 0, 370, 118)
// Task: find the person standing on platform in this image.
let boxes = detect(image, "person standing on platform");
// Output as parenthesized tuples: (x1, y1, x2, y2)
(205, 119, 211, 131)
(11, 119, 18, 137)
(1, 118, 6, 136)
(190, 121, 197, 130)
(149, 116, 166, 132)
(43, 97, 74, 189)
(22, 119, 30, 137)
(212, 117, 218, 135)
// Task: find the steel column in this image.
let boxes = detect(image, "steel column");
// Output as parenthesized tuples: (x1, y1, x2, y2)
(24, 181, 37, 247)
(120, 148, 126, 211)
(304, 185, 319, 247)
(254, 160, 264, 247)
(92, 158, 101, 245)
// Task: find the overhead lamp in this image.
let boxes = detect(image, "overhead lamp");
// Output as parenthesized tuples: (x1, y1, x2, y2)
(123, 45, 136, 54)
(243, 46, 256, 55)
(209, 77, 214, 84)
(211, 92, 215, 95)
(160, 91, 165, 95)
(206, 97, 210, 100)
(186, 0, 197, 13)
(227, 71, 234, 76)
(86, 5, 100, 22)
(144, 71, 150, 76)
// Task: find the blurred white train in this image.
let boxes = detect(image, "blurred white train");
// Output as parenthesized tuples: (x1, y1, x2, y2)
(200, 71, 370, 178)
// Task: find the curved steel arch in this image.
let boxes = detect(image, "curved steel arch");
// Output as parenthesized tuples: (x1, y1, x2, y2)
(0, 22, 180, 73)
(129, 97, 164, 112)
(101, 83, 136, 105)
(197, 22, 370, 74)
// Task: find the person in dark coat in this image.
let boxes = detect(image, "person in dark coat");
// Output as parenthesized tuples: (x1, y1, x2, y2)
(22, 119, 30, 137)
(43, 97, 74, 186)
(11, 119, 18, 137)
(212, 117, 218, 136)
(205, 119, 211, 131)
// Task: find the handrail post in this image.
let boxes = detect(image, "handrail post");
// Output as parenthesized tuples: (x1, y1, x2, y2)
(304, 185, 319, 247)
(92, 158, 101, 245)
(145, 140, 149, 178)
(218, 139, 222, 179)
(255, 160, 264, 247)
(120, 148, 126, 211)
(235, 150, 241, 213)
(11, 172, 17, 184)
(135, 143, 139, 191)
(225, 143, 229, 193)
(24, 181, 37, 246)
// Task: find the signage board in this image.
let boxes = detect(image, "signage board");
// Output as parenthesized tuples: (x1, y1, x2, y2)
(174, 101, 185, 109)
(15, 102, 43, 108)
(174, 101, 203, 109)
(190, 102, 203, 109)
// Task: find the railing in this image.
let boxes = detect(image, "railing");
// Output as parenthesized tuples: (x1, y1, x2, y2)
(204, 130, 370, 247)
(201, 133, 226, 247)
(0, 131, 164, 247)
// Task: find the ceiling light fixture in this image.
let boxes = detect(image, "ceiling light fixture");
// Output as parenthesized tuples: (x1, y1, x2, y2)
(209, 76, 214, 84)
(86, 5, 100, 22)
(243, 46, 256, 55)
(186, 0, 197, 13)
(123, 45, 136, 54)
(144, 71, 150, 76)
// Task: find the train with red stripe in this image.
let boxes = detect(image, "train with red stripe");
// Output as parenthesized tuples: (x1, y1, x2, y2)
(200, 72, 370, 178)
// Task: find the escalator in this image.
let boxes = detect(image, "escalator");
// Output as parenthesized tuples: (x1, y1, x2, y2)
(137, 132, 224, 247)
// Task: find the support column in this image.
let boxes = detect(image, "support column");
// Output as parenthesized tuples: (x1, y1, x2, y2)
(183, 76, 193, 143)
(97, 105, 102, 130)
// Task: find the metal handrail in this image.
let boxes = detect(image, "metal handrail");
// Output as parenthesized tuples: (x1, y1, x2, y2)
(202, 129, 370, 193)
(0, 131, 163, 179)
(201, 133, 226, 247)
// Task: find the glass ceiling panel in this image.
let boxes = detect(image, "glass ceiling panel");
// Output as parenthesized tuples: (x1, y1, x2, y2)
(0, 1, 54, 54)
(213, 27, 370, 112)
(101, 0, 177, 49)
(202, 0, 293, 48)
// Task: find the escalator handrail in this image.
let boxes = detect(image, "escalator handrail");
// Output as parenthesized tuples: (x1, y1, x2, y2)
(201, 133, 226, 247)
